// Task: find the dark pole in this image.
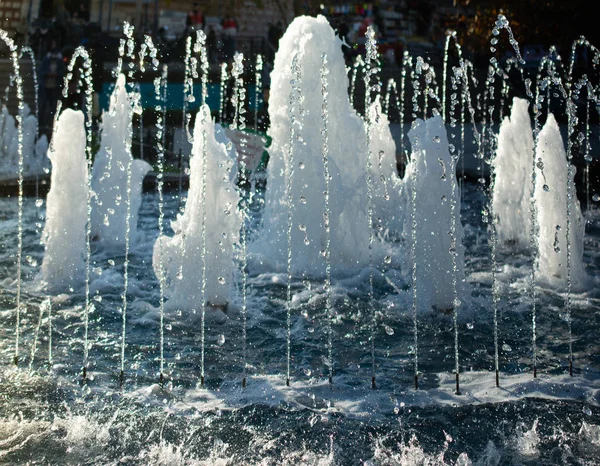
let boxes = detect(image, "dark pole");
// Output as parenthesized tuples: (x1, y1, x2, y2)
(98, 0, 104, 28)
(27, 0, 33, 24)
(154, 0, 159, 34)
(108, 0, 113, 33)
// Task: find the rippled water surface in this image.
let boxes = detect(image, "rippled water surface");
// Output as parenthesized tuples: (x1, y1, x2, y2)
(0, 182, 599, 465)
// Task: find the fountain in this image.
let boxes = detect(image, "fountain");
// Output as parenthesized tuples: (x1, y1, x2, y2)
(0, 13, 599, 464)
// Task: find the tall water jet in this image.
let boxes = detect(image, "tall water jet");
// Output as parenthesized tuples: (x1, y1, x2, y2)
(367, 95, 402, 237)
(39, 109, 88, 290)
(319, 52, 334, 385)
(1, 29, 25, 366)
(534, 114, 587, 288)
(251, 15, 382, 278)
(492, 97, 534, 248)
(401, 114, 466, 311)
(363, 24, 380, 389)
(0, 104, 49, 179)
(152, 104, 241, 311)
(90, 74, 151, 247)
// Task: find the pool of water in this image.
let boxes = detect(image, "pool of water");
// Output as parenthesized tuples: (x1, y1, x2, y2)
(0, 181, 599, 464)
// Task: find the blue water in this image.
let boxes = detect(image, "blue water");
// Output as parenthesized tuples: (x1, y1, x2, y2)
(0, 181, 599, 464)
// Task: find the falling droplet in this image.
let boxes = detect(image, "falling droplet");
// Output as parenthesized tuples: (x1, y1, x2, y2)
(218, 276, 226, 284)
(35, 199, 43, 207)
(384, 325, 394, 335)
(217, 334, 225, 345)
(384, 255, 392, 264)
(433, 135, 441, 143)
(543, 184, 549, 192)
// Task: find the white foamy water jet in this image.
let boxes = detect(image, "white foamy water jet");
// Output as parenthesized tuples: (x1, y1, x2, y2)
(39, 109, 88, 290)
(534, 113, 587, 288)
(401, 114, 466, 311)
(492, 97, 534, 248)
(90, 74, 151, 247)
(153, 104, 241, 309)
(367, 95, 403, 237)
(0, 104, 49, 179)
(251, 15, 394, 277)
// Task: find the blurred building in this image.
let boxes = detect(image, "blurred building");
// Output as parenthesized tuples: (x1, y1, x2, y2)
(1, 0, 293, 39)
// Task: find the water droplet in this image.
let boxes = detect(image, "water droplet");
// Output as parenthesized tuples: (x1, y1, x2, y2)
(502, 343, 512, 352)
(593, 194, 600, 202)
(303, 368, 312, 376)
(307, 327, 315, 333)
(384, 255, 392, 264)
(466, 322, 474, 330)
(583, 405, 593, 416)
(217, 334, 225, 345)
(35, 199, 43, 207)
(433, 135, 441, 143)
(218, 276, 226, 284)
(298, 161, 305, 169)
(108, 259, 115, 266)
(94, 295, 102, 302)
(543, 184, 549, 192)
(299, 196, 307, 204)
(384, 325, 394, 335)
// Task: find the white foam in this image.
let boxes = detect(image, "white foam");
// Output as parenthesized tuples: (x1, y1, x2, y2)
(90, 73, 151, 248)
(534, 113, 588, 289)
(401, 114, 467, 311)
(39, 109, 88, 291)
(492, 97, 534, 248)
(153, 104, 242, 309)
